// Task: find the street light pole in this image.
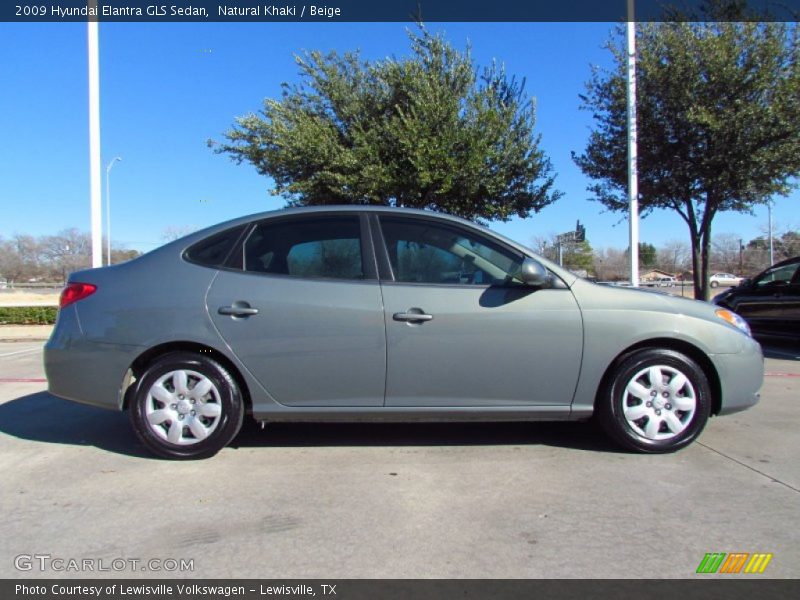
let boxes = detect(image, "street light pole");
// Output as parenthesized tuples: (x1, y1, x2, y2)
(88, 19, 102, 268)
(626, 0, 640, 287)
(106, 156, 122, 265)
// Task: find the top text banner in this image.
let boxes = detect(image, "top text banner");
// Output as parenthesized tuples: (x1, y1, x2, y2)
(5, 0, 800, 22)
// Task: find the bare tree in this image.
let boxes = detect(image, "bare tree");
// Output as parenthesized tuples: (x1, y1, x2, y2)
(0, 234, 42, 284)
(656, 240, 690, 275)
(710, 233, 742, 274)
(0, 230, 140, 284)
(593, 247, 628, 281)
(161, 226, 198, 242)
(40, 229, 92, 283)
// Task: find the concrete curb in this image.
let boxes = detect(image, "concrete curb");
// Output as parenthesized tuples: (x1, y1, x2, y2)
(0, 325, 54, 342)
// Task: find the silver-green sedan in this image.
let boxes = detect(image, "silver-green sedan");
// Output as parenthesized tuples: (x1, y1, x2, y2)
(45, 207, 763, 459)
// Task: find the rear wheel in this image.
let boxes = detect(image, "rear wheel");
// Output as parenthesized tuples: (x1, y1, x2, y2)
(710, 281, 719, 288)
(129, 352, 244, 459)
(597, 348, 711, 453)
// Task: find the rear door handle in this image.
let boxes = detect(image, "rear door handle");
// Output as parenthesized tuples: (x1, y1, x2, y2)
(218, 302, 259, 317)
(393, 310, 433, 323)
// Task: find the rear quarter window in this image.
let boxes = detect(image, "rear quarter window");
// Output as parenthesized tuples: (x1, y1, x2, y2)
(184, 225, 247, 268)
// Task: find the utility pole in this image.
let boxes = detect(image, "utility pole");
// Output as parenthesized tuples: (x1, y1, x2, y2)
(738, 239, 743, 274)
(768, 201, 774, 265)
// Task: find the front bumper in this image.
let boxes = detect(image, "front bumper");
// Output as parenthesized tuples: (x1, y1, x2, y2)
(712, 337, 764, 416)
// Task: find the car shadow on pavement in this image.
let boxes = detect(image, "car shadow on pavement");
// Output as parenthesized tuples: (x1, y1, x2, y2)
(230, 419, 622, 453)
(0, 391, 152, 459)
(0, 392, 621, 457)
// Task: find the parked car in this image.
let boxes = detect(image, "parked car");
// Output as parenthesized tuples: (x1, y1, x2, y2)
(709, 273, 743, 288)
(653, 276, 677, 287)
(45, 207, 763, 459)
(713, 256, 800, 340)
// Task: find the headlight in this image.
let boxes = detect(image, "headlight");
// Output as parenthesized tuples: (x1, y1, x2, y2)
(715, 308, 752, 337)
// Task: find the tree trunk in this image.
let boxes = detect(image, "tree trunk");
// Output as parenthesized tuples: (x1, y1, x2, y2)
(699, 228, 712, 300)
(690, 238, 702, 299)
(684, 201, 704, 300)
(697, 202, 715, 302)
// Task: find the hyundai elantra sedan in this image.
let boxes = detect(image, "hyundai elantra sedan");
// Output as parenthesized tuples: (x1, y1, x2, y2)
(45, 207, 763, 459)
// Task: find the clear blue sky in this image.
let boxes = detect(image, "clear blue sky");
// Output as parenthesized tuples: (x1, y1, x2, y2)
(0, 21, 796, 253)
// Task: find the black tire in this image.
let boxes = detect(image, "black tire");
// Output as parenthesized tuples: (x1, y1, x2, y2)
(129, 351, 244, 459)
(597, 348, 711, 453)
(710, 281, 719, 288)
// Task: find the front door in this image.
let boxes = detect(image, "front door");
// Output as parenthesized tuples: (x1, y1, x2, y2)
(376, 216, 583, 407)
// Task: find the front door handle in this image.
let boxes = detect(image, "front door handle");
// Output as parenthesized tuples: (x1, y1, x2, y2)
(393, 310, 433, 323)
(218, 302, 259, 317)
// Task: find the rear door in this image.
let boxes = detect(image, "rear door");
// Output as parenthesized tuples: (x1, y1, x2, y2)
(206, 214, 386, 407)
(374, 215, 583, 408)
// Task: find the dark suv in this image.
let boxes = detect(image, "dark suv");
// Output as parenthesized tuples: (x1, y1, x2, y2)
(713, 256, 800, 340)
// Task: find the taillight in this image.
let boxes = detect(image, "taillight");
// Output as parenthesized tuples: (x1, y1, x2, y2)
(60, 282, 97, 308)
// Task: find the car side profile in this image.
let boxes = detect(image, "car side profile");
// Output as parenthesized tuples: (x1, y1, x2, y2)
(45, 207, 763, 459)
(713, 256, 800, 340)
(709, 273, 743, 288)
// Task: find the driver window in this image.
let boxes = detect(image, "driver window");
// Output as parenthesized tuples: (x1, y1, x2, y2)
(755, 263, 798, 287)
(379, 217, 523, 285)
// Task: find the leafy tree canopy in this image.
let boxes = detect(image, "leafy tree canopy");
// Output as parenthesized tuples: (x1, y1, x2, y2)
(573, 9, 800, 298)
(562, 239, 595, 273)
(212, 26, 561, 222)
(639, 242, 658, 269)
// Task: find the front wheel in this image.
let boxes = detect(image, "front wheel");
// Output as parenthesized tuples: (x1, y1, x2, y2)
(129, 352, 244, 459)
(597, 348, 711, 453)
(710, 281, 719, 288)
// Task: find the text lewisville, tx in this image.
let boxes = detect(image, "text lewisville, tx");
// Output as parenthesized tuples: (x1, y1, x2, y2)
(16, 583, 337, 596)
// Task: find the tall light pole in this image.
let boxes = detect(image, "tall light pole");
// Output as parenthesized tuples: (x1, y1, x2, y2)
(626, 0, 640, 287)
(106, 156, 122, 265)
(88, 16, 102, 268)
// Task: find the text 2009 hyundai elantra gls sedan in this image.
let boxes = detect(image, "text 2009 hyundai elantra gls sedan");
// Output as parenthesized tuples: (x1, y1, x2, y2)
(45, 207, 763, 459)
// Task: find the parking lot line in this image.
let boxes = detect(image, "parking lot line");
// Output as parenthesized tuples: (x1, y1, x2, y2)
(0, 347, 41, 358)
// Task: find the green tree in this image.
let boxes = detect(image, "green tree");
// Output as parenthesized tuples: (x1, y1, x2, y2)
(212, 27, 560, 222)
(574, 14, 800, 299)
(0, 235, 41, 284)
(563, 239, 595, 274)
(639, 242, 657, 269)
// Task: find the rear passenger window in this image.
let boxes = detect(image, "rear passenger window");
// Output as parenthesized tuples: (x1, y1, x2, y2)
(184, 225, 247, 268)
(243, 217, 364, 280)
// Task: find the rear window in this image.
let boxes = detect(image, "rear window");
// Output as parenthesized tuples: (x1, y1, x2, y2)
(184, 225, 247, 268)
(243, 216, 364, 280)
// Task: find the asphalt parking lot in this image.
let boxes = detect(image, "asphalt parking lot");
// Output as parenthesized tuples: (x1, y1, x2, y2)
(0, 335, 798, 579)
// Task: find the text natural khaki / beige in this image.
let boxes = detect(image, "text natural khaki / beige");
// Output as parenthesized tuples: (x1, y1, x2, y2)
(219, 5, 343, 17)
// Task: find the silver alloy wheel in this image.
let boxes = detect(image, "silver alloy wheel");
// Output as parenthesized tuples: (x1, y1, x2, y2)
(622, 365, 697, 440)
(144, 369, 223, 445)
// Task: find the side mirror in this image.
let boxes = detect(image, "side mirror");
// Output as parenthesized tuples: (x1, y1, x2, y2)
(519, 257, 549, 287)
(739, 278, 751, 288)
